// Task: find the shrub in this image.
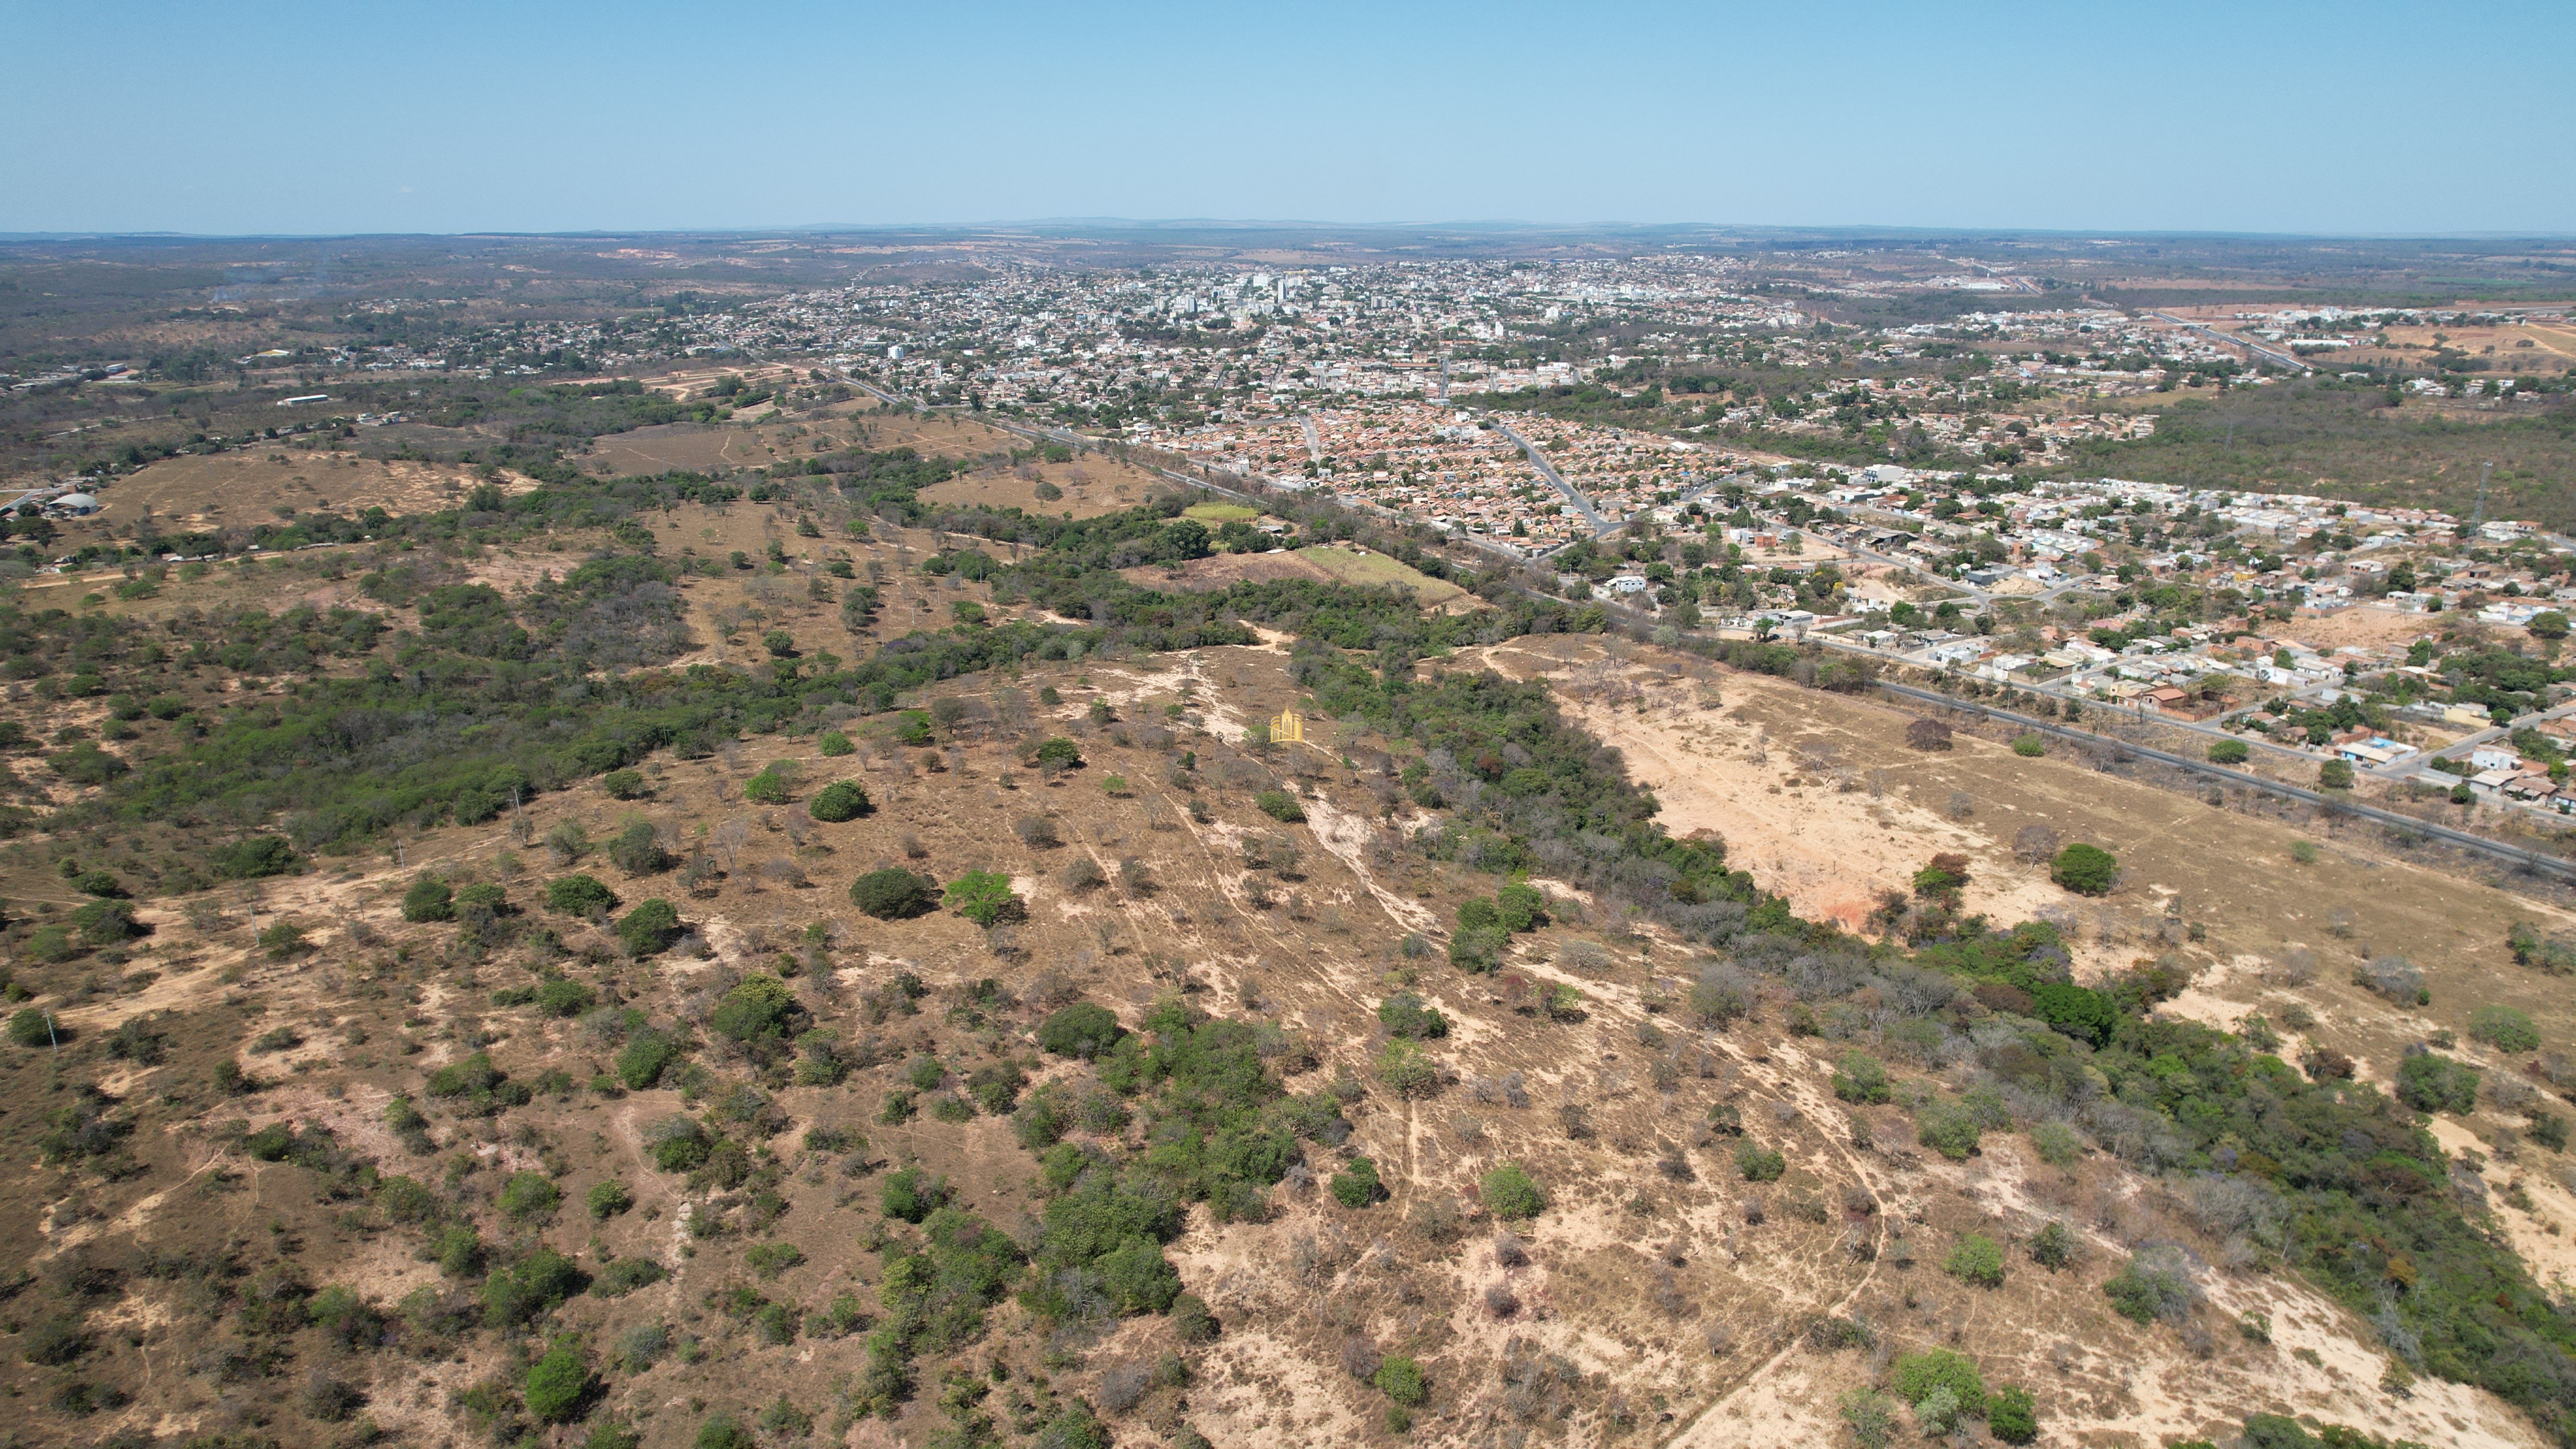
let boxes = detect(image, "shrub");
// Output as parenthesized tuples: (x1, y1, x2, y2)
(2049, 843, 2117, 895)
(1830, 1051, 1889, 1104)
(2395, 1050, 2479, 1116)
(1376, 1041, 1440, 1098)
(618, 1029, 677, 1090)
(1734, 1140, 1785, 1182)
(601, 769, 646, 799)
(547, 874, 618, 916)
(1987, 1384, 2037, 1443)
(2102, 1246, 2197, 1324)
(616, 899, 682, 956)
(1097, 1238, 1182, 1314)
(74, 898, 145, 943)
(8, 1008, 56, 1047)
(1034, 1402, 1108, 1449)
(710, 975, 800, 1046)
(1254, 790, 1305, 823)
(1890, 1347, 1986, 1417)
(1944, 1233, 2004, 1288)
(23, 1312, 89, 1367)
(1480, 1161, 1546, 1219)
(1036, 1002, 1123, 1057)
(211, 835, 296, 878)
(1329, 1155, 1383, 1208)
(499, 1171, 562, 1221)
(1690, 966, 1754, 1025)
(808, 781, 870, 822)
(1906, 717, 1953, 751)
(1377, 992, 1449, 1040)
(1839, 1388, 1897, 1449)
(880, 1166, 949, 1223)
(1915, 1103, 1981, 1160)
(819, 729, 853, 756)
(524, 1341, 596, 1423)
(1494, 882, 1547, 932)
(2028, 1220, 2075, 1270)
(2031, 982, 2117, 1049)
(943, 869, 1022, 926)
(587, 1181, 633, 1220)
(647, 1116, 710, 1172)
(850, 868, 938, 919)
(2011, 734, 2045, 757)
(743, 768, 791, 804)
(1172, 1292, 1218, 1343)
(2355, 954, 2425, 1003)
(1374, 1354, 1426, 1407)
(2319, 759, 2354, 790)
(1030, 736, 1082, 768)
(2469, 1004, 2541, 1053)
(484, 1248, 585, 1328)
(607, 821, 668, 875)
(2209, 739, 2250, 765)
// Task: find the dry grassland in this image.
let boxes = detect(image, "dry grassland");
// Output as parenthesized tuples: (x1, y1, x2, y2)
(12, 519, 2576, 1447)
(94, 451, 515, 530)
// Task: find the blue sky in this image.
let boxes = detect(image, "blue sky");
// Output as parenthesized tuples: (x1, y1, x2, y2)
(5, 0, 2570, 236)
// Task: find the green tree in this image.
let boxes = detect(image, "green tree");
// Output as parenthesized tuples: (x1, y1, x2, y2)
(2469, 1004, 2541, 1053)
(710, 974, 800, 1044)
(617, 899, 682, 957)
(2049, 843, 2118, 895)
(499, 1171, 562, 1221)
(807, 780, 870, 822)
(524, 1340, 596, 1423)
(1036, 1002, 1123, 1057)
(402, 876, 454, 923)
(1480, 1161, 1546, 1219)
(1330, 1156, 1383, 1208)
(943, 869, 1022, 926)
(2531, 611, 2570, 641)
(1987, 1385, 2037, 1444)
(1890, 1348, 1986, 1417)
(850, 868, 938, 919)
(1734, 1140, 1786, 1181)
(1944, 1233, 2005, 1288)
(546, 874, 617, 916)
(1831, 1051, 1890, 1103)
(1374, 1354, 1427, 1407)
(2208, 739, 2250, 765)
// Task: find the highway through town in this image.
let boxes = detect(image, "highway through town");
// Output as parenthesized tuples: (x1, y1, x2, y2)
(2149, 312, 2312, 374)
(1488, 415, 1612, 533)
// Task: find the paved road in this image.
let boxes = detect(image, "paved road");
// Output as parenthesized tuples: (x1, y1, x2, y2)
(2150, 312, 2312, 374)
(1487, 415, 1610, 534)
